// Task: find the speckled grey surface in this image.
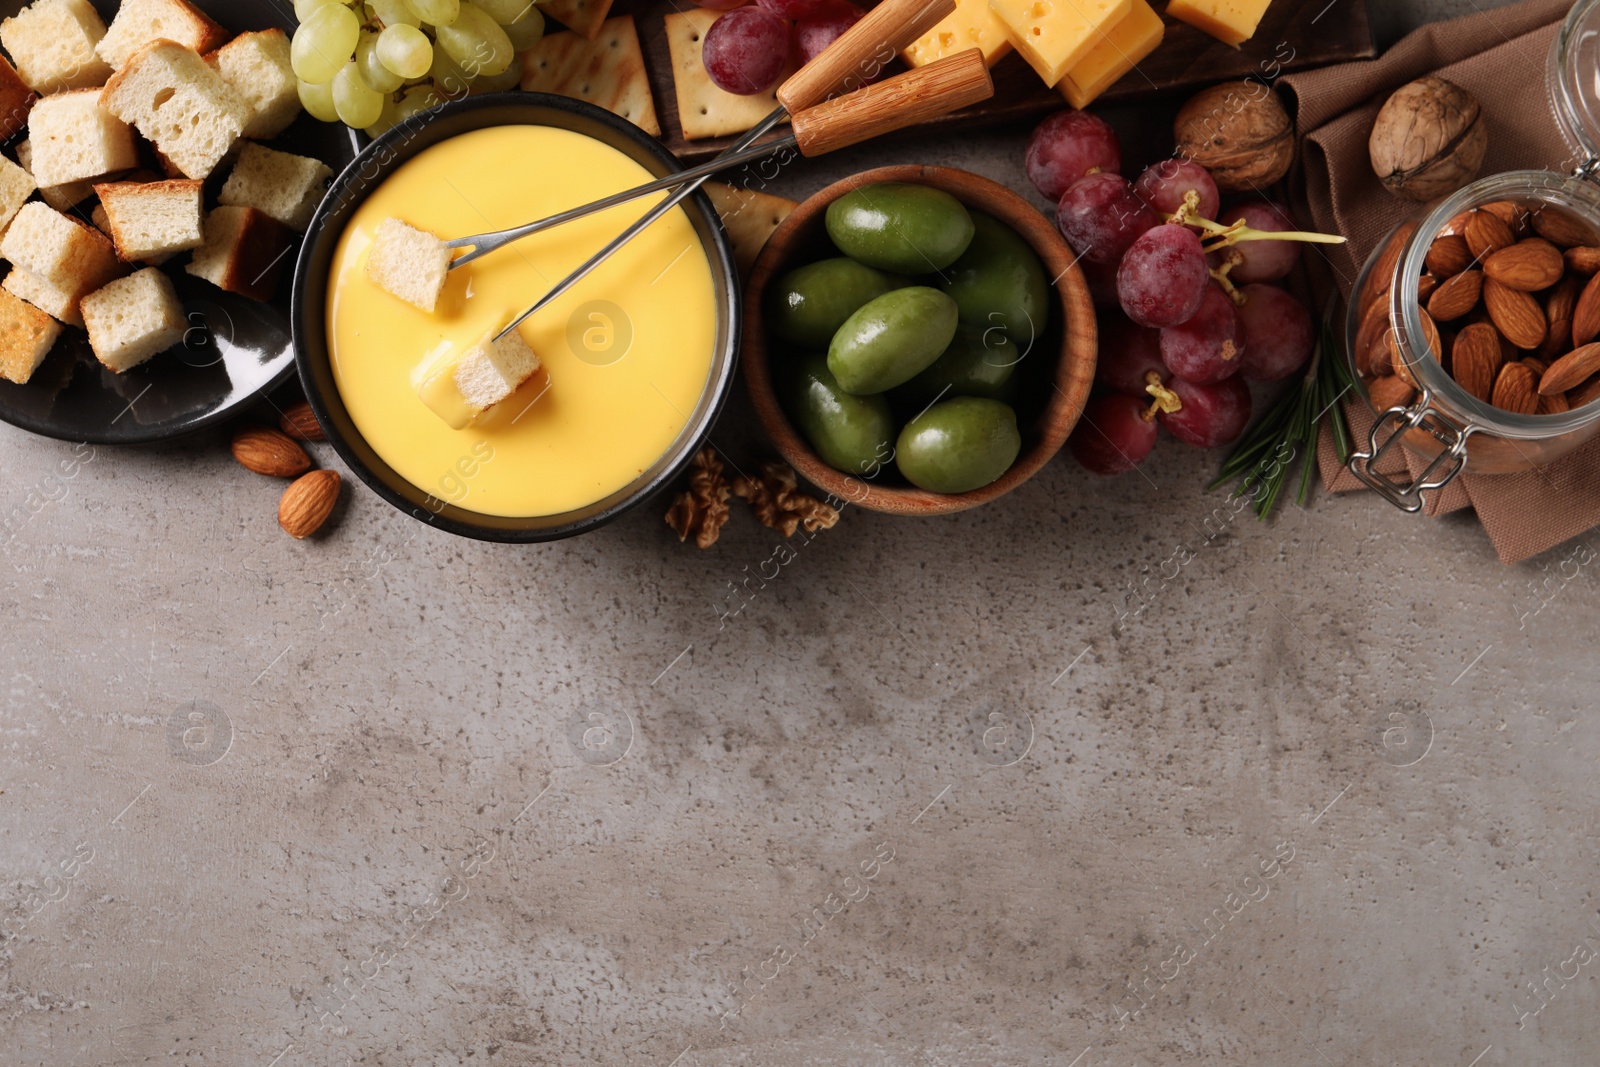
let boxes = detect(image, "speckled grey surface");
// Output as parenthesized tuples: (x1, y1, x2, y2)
(5, 1, 1597, 1065)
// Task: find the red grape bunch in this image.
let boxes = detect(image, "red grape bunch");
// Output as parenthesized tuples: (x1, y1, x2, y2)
(699, 0, 870, 96)
(1022, 109, 1333, 476)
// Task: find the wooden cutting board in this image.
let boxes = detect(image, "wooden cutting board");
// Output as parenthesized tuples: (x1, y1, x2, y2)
(607, 0, 1375, 162)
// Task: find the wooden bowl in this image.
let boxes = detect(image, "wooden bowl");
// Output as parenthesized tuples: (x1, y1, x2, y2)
(743, 165, 1097, 515)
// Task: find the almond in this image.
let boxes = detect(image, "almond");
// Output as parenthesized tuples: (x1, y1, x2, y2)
(1537, 342, 1600, 395)
(1368, 375, 1416, 411)
(1416, 273, 1439, 305)
(1355, 299, 1392, 378)
(1389, 306, 1441, 387)
(1572, 270, 1600, 346)
(279, 470, 341, 539)
(1491, 360, 1539, 414)
(1425, 234, 1474, 277)
(1481, 200, 1529, 236)
(279, 401, 326, 442)
(1451, 323, 1502, 401)
(1538, 390, 1571, 415)
(1533, 207, 1597, 248)
(1427, 268, 1482, 321)
(1483, 238, 1564, 292)
(1545, 274, 1583, 325)
(1564, 246, 1600, 275)
(1366, 223, 1415, 303)
(1483, 278, 1547, 350)
(232, 427, 312, 479)
(1464, 209, 1515, 261)
(1569, 374, 1600, 409)
(1521, 357, 1549, 377)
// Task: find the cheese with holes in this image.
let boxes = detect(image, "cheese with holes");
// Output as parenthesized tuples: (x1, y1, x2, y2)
(987, 0, 1132, 87)
(903, 0, 1012, 69)
(1167, 0, 1272, 48)
(1057, 0, 1164, 109)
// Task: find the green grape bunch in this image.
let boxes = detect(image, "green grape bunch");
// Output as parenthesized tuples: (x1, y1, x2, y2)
(291, 0, 546, 135)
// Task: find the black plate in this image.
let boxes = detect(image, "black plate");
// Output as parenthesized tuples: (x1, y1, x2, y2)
(0, 0, 359, 445)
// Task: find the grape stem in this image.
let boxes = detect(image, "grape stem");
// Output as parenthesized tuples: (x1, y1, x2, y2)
(1209, 250, 1246, 307)
(1142, 371, 1183, 422)
(1167, 190, 1347, 254)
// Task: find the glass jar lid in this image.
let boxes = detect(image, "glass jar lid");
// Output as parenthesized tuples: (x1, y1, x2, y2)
(1551, 0, 1600, 167)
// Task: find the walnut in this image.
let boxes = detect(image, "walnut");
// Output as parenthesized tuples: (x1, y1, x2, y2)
(1369, 77, 1487, 202)
(731, 462, 840, 538)
(665, 447, 731, 549)
(1173, 81, 1295, 192)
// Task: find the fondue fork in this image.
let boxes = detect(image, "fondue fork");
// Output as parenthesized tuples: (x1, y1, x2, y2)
(489, 50, 993, 340)
(446, 0, 958, 275)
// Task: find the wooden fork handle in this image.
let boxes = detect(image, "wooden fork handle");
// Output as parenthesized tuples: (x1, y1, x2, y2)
(789, 49, 993, 158)
(775, 0, 956, 113)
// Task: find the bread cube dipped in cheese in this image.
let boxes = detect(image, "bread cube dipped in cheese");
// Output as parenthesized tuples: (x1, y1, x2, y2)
(0, 283, 63, 384)
(218, 143, 332, 232)
(1, 0, 112, 94)
(206, 29, 301, 141)
(26, 87, 138, 189)
(95, 178, 205, 262)
(1057, 0, 1164, 109)
(365, 217, 452, 313)
(80, 266, 186, 373)
(1167, 0, 1273, 48)
(413, 327, 541, 431)
(100, 40, 250, 181)
(96, 0, 227, 71)
(988, 0, 1131, 87)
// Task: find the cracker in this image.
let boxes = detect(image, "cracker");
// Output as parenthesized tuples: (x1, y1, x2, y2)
(664, 8, 788, 141)
(538, 0, 614, 41)
(520, 15, 659, 137)
(704, 182, 796, 274)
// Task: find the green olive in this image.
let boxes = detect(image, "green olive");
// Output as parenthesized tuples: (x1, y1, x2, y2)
(938, 212, 1051, 349)
(827, 286, 959, 395)
(782, 354, 896, 478)
(825, 182, 976, 273)
(895, 397, 1022, 494)
(891, 326, 1021, 410)
(767, 258, 901, 349)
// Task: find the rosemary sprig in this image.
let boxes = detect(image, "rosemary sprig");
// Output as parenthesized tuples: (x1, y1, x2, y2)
(1209, 317, 1355, 519)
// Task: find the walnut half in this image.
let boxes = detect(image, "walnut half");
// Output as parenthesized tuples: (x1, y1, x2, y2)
(732, 462, 840, 539)
(665, 447, 731, 549)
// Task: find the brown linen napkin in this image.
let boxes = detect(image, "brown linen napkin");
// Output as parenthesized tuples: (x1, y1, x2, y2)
(1278, 0, 1600, 563)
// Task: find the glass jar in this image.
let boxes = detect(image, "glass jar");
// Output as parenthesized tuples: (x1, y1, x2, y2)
(1343, 0, 1600, 511)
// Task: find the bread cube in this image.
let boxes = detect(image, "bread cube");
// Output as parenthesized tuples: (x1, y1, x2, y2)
(414, 327, 540, 429)
(12, 137, 90, 212)
(365, 217, 452, 313)
(1, 200, 120, 291)
(0, 55, 37, 140)
(206, 29, 299, 140)
(95, 179, 203, 261)
(218, 143, 331, 233)
(1, 0, 113, 94)
(0, 155, 37, 234)
(96, 0, 227, 71)
(5, 267, 85, 326)
(186, 205, 292, 303)
(0, 284, 62, 384)
(27, 88, 138, 188)
(81, 267, 185, 372)
(100, 40, 249, 180)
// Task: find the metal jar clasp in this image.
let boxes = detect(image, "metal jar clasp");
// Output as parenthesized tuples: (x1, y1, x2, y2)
(1348, 393, 1472, 512)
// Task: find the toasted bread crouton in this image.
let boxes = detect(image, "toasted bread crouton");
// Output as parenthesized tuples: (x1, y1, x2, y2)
(365, 217, 452, 313)
(0, 283, 62, 383)
(414, 327, 540, 429)
(81, 266, 185, 372)
(1, 199, 120, 290)
(218, 143, 331, 232)
(15, 138, 101, 211)
(1, 0, 112, 94)
(27, 88, 138, 188)
(0, 155, 37, 234)
(185, 205, 292, 303)
(95, 178, 203, 261)
(96, 0, 226, 70)
(0, 54, 36, 140)
(100, 40, 248, 180)
(5, 267, 85, 326)
(206, 29, 299, 140)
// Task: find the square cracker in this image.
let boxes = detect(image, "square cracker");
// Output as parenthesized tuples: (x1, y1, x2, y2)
(520, 15, 659, 137)
(538, 0, 614, 41)
(704, 182, 796, 274)
(664, 8, 788, 141)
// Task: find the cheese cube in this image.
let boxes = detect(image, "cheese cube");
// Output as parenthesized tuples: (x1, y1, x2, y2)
(903, 0, 1012, 69)
(1167, 0, 1272, 48)
(987, 0, 1131, 87)
(1058, 0, 1164, 109)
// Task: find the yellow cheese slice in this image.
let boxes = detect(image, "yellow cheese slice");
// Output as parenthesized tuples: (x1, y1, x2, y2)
(1057, 0, 1164, 110)
(1167, 0, 1273, 48)
(987, 0, 1132, 86)
(903, 0, 1013, 69)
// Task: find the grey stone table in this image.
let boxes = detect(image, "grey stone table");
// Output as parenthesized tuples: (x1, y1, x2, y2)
(9, 1, 1594, 1065)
